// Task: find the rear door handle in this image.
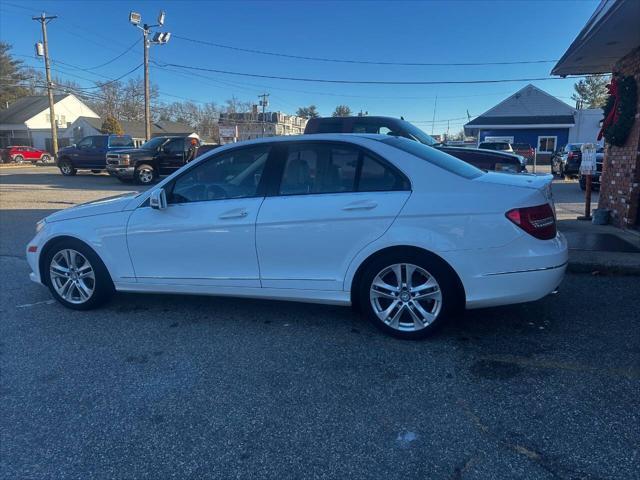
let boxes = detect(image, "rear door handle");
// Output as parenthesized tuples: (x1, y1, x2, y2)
(219, 208, 248, 219)
(342, 200, 378, 211)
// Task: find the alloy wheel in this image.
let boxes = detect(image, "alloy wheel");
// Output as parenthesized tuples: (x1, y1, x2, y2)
(49, 249, 95, 304)
(61, 164, 71, 174)
(369, 263, 442, 332)
(138, 168, 154, 184)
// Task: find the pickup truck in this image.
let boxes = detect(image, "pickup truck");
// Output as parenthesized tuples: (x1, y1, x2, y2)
(57, 134, 135, 176)
(106, 136, 204, 185)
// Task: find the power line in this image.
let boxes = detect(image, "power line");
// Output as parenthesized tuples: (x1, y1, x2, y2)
(84, 38, 140, 70)
(155, 61, 584, 85)
(173, 35, 559, 67)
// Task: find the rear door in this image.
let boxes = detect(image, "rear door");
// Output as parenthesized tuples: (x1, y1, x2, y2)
(256, 141, 411, 291)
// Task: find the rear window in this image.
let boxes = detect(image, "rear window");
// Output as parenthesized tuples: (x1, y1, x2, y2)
(109, 136, 134, 147)
(380, 137, 483, 179)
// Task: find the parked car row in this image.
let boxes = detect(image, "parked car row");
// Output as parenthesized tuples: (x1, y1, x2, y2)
(305, 117, 529, 173)
(55, 134, 215, 185)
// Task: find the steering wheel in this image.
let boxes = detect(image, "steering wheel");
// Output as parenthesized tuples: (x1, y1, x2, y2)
(206, 184, 228, 200)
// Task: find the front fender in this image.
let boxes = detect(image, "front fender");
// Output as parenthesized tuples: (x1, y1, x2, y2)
(35, 211, 136, 284)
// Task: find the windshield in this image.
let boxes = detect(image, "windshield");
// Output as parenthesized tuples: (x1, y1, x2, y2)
(140, 137, 167, 150)
(380, 136, 483, 179)
(397, 121, 438, 146)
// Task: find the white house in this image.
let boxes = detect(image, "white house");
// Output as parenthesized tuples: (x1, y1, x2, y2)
(0, 94, 99, 151)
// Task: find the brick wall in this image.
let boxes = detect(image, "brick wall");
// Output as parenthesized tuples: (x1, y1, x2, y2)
(599, 47, 640, 228)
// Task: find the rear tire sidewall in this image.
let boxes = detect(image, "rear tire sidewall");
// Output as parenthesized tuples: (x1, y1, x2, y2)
(41, 154, 51, 163)
(14, 155, 24, 163)
(44, 239, 114, 310)
(357, 251, 460, 339)
(135, 164, 156, 185)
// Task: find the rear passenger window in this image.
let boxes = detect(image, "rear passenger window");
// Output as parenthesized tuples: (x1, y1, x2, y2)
(359, 155, 406, 191)
(279, 143, 409, 196)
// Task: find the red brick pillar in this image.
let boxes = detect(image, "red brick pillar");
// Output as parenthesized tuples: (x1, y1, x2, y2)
(599, 47, 640, 228)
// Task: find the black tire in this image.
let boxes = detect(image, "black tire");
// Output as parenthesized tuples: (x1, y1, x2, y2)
(43, 238, 114, 310)
(14, 155, 24, 163)
(357, 250, 462, 340)
(59, 160, 77, 176)
(41, 154, 51, 163)
(135, 163, 156, 185)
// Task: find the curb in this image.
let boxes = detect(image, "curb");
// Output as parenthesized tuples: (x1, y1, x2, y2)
(0, 163, 36, 169)
(567, 261, 640, 276)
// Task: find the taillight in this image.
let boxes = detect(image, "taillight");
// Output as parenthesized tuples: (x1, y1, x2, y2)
(506, 204, 556, 240)
(567, 152, 575, 160)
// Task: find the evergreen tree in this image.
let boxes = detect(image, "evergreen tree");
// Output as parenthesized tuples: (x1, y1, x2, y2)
(100, 115, 125, 135)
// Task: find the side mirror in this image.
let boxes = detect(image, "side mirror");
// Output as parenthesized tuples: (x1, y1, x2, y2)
(149, 188, 167, 210)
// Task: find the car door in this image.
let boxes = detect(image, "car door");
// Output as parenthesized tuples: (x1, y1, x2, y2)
(88, 135, 107, 168)
(73, 136, 94, 168)
(157, 138, 186, 175)
(126, 144, 273, 288)
(256, 141, 411, 291)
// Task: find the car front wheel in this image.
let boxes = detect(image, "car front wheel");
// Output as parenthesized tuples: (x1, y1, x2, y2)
(59, 160, 77, 176)
(135, 164, 156, 185)
(44, 240, 114, 310)
(358, 252, 460, 339)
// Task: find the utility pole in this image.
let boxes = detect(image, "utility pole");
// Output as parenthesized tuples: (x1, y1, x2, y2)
(33, 13, 58, 156)
(259, 93, 269, 137)
(129, 10, 170, 141)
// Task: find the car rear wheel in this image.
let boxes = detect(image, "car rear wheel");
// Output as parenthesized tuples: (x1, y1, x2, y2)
(14, 155, 24, 163)
(358, 251, 460, 339)
(59, 160, 77, 176)
(44, 240, 114, 310)
(41, 154, 51, 163)
(135, 164, 156, 185)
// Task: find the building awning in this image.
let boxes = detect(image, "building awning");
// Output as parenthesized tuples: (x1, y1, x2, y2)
(552, 0, 640, 76)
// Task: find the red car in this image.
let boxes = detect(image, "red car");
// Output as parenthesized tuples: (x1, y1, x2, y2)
(4, 146, 52, 163)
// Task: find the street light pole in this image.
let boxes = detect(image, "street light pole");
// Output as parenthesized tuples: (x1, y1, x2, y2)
(259, 93, 269, 137)
(143, 28, 151, 141)
(129, 10, 169, 142)
(33, 13, 58, 156)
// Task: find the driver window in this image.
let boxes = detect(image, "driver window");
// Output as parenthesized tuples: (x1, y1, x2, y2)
(77, 137, 92, 148)
(164, 138, 184, 154)
(169, 145, 270, 204)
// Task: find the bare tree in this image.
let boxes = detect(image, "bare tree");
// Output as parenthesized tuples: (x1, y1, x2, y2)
(332, 105, 352, 117)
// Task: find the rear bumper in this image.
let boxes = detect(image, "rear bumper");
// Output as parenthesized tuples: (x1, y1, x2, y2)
(442, 232, 568, 309)
(465, 263, 566, 309)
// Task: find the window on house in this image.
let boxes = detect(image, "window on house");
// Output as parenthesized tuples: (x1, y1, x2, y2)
(538, 136, 557, 153)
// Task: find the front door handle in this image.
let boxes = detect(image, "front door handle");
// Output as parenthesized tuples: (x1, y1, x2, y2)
(342, 200, 378, 211)
(219, 208, 248, 219)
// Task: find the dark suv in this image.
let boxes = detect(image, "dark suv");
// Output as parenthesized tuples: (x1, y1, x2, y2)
(106, 136, 203, 185)
(57, 134, 134, 176)
(304, 116, 526, 173)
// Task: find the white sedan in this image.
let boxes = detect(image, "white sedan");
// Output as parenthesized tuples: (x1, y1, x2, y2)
(26, 134, 567, 339)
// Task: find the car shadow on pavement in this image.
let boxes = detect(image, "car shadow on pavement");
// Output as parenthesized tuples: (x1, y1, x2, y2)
(0, 170, 146, 193)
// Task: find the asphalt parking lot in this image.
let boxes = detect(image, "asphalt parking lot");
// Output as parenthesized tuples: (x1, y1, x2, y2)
(1, 166, 638, 479)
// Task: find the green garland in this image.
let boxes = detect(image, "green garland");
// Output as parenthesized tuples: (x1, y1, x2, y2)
(602, 75, 637, 147)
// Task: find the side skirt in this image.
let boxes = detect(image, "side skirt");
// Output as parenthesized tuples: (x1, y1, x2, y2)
(113, 282, 351, 306)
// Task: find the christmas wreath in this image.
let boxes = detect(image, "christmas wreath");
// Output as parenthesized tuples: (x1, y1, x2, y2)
(598, 75, 638, 147)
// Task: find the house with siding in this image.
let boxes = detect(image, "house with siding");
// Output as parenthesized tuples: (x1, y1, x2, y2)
(0, 94, 99, 151)
(464, 84, 577, 161)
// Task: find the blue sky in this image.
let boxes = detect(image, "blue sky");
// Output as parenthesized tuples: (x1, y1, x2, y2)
(1, 0, 599, 134)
